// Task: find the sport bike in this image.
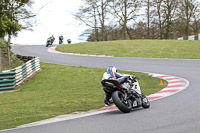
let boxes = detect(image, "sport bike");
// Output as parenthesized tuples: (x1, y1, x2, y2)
(101, 76, 150, 113)
(46, 40, 52, 47)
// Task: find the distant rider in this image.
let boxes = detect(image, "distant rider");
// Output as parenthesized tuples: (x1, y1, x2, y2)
(67, 39, 71, 44)
(51, 35, 55, 44)
(46, 36, 52, 47)
(59, 35, 64, 44)
(102, 66, 141, 106)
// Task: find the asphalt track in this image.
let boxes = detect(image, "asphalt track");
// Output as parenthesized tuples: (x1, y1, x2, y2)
(2, 45, 200, 133)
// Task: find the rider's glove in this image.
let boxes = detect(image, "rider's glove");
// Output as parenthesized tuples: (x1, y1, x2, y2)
(129, 75, 135, 80)
(130, 76, 136, 82)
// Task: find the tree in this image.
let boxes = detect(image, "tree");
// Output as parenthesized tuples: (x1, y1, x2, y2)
(147, 0, 150, 37)
(162, 0, 178, 39)
(110, 0, 142, 40)
(145, 0, 152, 38)
(74, 0, 111, 41)
(152, 0, 164, 39)
(0, 39, 2, 72)
(3, 0, 35, 38)
(0, 0, 35, 65)
(0, 1, 11, 37)
(75, 0, 200, 41)
(96, 0, 111, 41)
(74, 0, 100, 41)
(177, 0, 200, 36)
(151, 0, 178, 39)
(191, 5, 200, 34)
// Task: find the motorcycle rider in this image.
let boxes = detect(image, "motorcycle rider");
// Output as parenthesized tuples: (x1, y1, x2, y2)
(67, 38, 71, 44)
(51, 35, 55, 44)
(59, 34, 64, 44)
(102, 66, 141, 106)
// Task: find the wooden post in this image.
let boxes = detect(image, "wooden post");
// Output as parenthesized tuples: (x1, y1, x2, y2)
(7, 34, 11, 66)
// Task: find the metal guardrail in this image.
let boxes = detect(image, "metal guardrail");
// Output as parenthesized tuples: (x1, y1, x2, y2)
(0, 72, 16, 90)
(0, 57, 40, 90)
(177, 33, 200, 40)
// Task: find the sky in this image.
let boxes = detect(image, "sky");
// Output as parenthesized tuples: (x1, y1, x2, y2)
(11, 0, 200, 45)
(12, 0, 88, 45)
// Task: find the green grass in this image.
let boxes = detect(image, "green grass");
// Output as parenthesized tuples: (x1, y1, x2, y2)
(0, 62, 167, 130)
(56, 40, 200, 59)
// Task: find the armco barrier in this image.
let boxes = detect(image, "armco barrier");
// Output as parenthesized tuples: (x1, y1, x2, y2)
(177, 33, 200, 40)
(0, 72, 16, 90)
(0, 57, 40, 90)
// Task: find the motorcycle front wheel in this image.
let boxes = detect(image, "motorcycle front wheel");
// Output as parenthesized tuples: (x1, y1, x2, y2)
(112, 91, 132, 113)
(141, 94, 150, 108)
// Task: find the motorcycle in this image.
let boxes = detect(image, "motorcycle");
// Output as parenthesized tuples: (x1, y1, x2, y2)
(101, 76, 150, 113)
(46, 39, 52, 47)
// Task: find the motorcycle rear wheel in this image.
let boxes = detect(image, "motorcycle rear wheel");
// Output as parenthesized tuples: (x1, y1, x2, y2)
(112, 91, 132, 113)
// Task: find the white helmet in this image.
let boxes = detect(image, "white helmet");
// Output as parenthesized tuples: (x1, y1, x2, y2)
(107, 66, 117, 73)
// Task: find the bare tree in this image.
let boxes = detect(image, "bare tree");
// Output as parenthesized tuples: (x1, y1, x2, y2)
(110, 0, 142, 40)
(191, 5, 200, 34)
(145, 0, 151, 38)
(74, 0, 99, 41)
(74, 0, 111, 41)
(152, 0, 164, 39)
(96, 0, 111, 41)
(162, 0, 178, 39)
(177, 0, 199, 36)
(151, 0, 178, 39)
(75, 0, 200, 41)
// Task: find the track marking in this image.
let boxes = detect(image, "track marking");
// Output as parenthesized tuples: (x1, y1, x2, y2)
(47, 46, 112, 57)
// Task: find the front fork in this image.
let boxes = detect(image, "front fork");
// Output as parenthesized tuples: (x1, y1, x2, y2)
(124, 90, 142, 107)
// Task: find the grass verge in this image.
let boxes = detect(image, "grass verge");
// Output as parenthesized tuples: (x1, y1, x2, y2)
(0, 62, 167, 130)
(56, 40, 200, 59)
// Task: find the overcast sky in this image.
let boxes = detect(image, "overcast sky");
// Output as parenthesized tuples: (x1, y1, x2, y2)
(12, 0, 88, 45)
(12, 0, 200, 45)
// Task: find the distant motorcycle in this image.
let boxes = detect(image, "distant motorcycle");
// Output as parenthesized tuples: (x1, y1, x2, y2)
(46, 38, 52, 47)
(101, 76, 150, 113)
